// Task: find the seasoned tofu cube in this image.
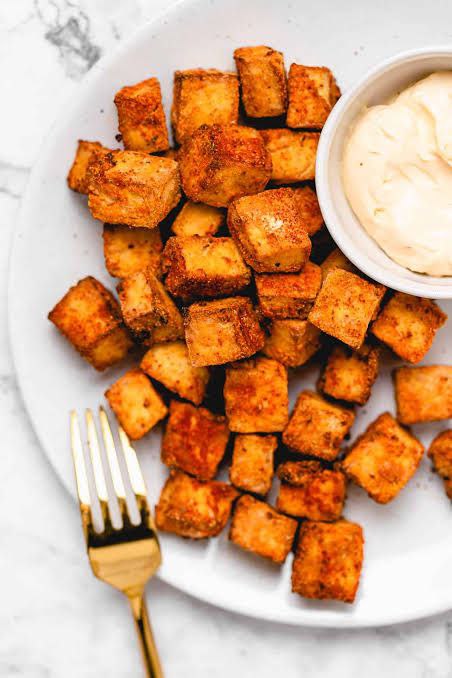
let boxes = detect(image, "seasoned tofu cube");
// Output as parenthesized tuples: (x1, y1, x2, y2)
(114, 77, 169, 152)
(320, 247, 357, 280)
(171, 201, 225, 237)
(394, 366, 452, 425)
(262, 319, 321, 367)
(224, 357, 289, 433)
(228, 188, 311, 273)
(233, 45, 287, 117)
(162, 235, 251, 299)
(171, 69, 239, 145)
(291, 186, 324, 236)
(103, 224, 162, 279)
(229, 494, 297, 564)
(342, 412, 424, 503)
(277, 461, 346, 521)
(255, 261, 321, 318)
(287, 64, 336, 129)
(67, 140, 111, 194)
(88, 151, 181, 228)
(318, 344, 380, 406)
(308, 270, 386, 350)
(260, 128, 319, 184)
(155, 469, 238, 538)
(179, 124, 272, 207)
(185, 296, 265, 367)
(292, 519, 364, 603)
(105, 368, 167, 439)
(48, 276, 132, 371)
(371, 292, 447, 364)
(283, 391, 355, 460)
(428, 430, 452, 499)
(229, 434, 277, 495)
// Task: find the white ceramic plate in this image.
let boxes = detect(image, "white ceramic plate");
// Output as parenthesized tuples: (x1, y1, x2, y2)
(9, 0, 452, 628)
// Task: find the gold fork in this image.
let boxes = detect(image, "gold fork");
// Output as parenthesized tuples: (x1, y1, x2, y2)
(70, 407, 163, 678)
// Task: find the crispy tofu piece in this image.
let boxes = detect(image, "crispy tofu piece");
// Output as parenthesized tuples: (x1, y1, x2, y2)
(105, 368, 167, 439)
(283, 391, 355, 460)
(277, 461, 346, 521)
(342, 412, 424, 503)
(141, 341, 209, 405)
(308, 270, 386, 350)
(155, 470, 238, 538)
(229, 434, 277, 495)
(171, 69, 239, 145)
(394, 366, 452, 425)
(67, 140, 111, 194)
(292, 519, 364, 603)
(255, 261, 321, 318)
(318, 344, 380, 406)
(179, 124, 272, 207)
(228, 188, 311, 273)
(371, 292, 447, 364)
(224, 357, 289, 433)
(88, 151, 181, 228)
(103, 224, 162, 279)
(171, 201, 225, 237)
(260, 128, 319, 184)
(291, 186, 324, 236)
(48, 276, 132, 370)
(262, 319, 321, 367)
(320, 247, 357, 280)
(162, 235, 251, 299)
(185, 296, 265, 367)
(287, 64, 336, 129)
(233, 45, 287, 117)
(229, 494, 297, 564)
(114, 77, 169, 152)
(428, 430, 452, 499)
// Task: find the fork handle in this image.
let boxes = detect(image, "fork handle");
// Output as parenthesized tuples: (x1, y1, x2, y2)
(129, 594, 164, 678)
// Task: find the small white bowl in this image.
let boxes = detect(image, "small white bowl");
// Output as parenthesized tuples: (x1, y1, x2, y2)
(316, 46, 452, 299)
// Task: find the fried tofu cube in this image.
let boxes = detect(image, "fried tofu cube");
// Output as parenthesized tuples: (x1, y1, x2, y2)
(162, 235, 251, 299)
(308, 270, 386, 350)
(67, 140, 111, 194)
(371, 292, 447, 364)
(224, 357, 289, 433)
(394, 366, 452, 425)
(277, 461, 346, 521)
(428, 430, 452, 499)
(103, 224, 163, 279)
(171, 69, 239, 145)
(342, 412, 423, 503)
(229, 494, 297, 564)
(48, 276, 132, 370)
(233, 45, 287, 117)
(105, 368, 167, 439)
(320, 247, 357, 280)
(292, 520, 364, 603)
(171, 201, 225, 237)
(229, 434, 277, 495)
(114, 77, 169, 152)
(318, 344, 380, 406)
(291, 186, 324, 236)
(185, 296, 265, 367)
(228, 188, 311, 273)
(255, 261, 321, 318)
(283, 391, 355, 460)
(155, 469, 238, 538)
(287, 64, 336, 129)
(260, 128, 319, 184)
(262, 319, 321, 367)
(88, 151, 181, 228)
(179, 124, 272, 207)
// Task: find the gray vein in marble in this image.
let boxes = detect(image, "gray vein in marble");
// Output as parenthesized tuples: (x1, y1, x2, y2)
(0, 161, 30, 200)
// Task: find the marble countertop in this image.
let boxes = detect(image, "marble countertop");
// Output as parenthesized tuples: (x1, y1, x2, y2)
(2, 1, 452, 676)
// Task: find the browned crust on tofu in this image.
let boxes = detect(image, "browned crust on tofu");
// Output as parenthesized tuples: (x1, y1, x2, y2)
(286, 64, 336, 130)
(255, 261, 321, 318)
(67, 140, 111, 194)
(234, 45, 287, 118)
(318, 344, 380, 406)
(117, 269, 170, 337)
(262, 319, 322, 367)
(428, 430, 452, 499)
(171, 201, 225, 237)
(103, 224, 163, 279)
(260, 128, 319, 184)
(229, 434, 277, 496)
(394, 365, 452, 425)
(277, 460, 346, 521)
(320, 247, 357, 280)
(114, 77, 169, 152)
(291, 186, 324, 236)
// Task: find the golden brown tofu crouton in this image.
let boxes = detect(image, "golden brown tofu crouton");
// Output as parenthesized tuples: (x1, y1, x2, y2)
(140, 341, 209, 405)
(229, 494, 297, 564)
(171, 201, 225, 237)
(283, 391, 355, 460)
(292, 520, 364, 603)
(291, 186, 324, 236)
(394, 366, 452, 425)
(105, 368, 168, 440)
(308, 270, 386, 350)
(162, 235, 251, 299)
(184, 296, 265, 367)
(229, 434, 277, 496)
(103, 224, 163, 279)
(48, 276, 132, 371)
(155, 470, 238, 538)
(320, 247, 357, 280)
(342, 412, 424, 503)
(88, 151, 181, 228)
(233, 46, 287, 118)
(228, 188, 311, 273)
(262, 319, 322, 367)
(255, 261, 321, 318)
(371, 292, 447, 364)
(287, 64, 337, 130)
(260, 128, 319, 184)
(428, 430, 452, 499)
(161, 400, 229, 480)
(114, 77, 169, 152)
(67, 140, 111, 194)
(224, 357, 289, 433)
(277, 461, 346, 521)
(179, 124, 272, 207)
(318, 344, 380, 406)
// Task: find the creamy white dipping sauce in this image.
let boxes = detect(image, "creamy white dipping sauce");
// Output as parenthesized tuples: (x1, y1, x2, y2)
(343, 72, 452, 276)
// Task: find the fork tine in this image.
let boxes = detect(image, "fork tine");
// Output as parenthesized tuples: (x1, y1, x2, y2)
(99, 407, 129, 523)
(118, 425, 153, 520)
(85, 409, 111, 528)
(70, 411, 93, 538)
